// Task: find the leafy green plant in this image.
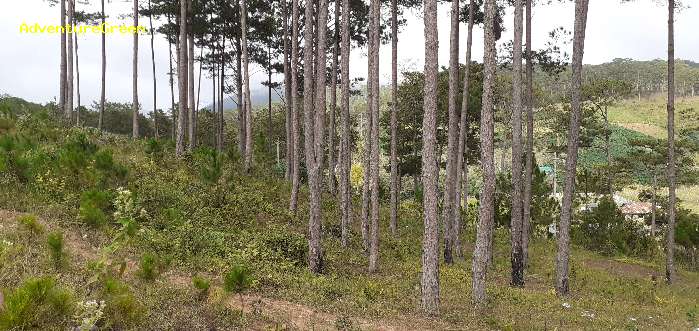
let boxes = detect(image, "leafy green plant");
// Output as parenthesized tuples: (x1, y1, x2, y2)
(17, 214, 43, 236)
(47, 231, 65, 269)
(224, 265, 253, 313)
(100, 277, 143, 329)
(192, 275, 211, 300)
(0, 277, 74, 329)
(144, 138, 164, 161)
(79, 189, 111, 227)
(138, 253, 158, 281)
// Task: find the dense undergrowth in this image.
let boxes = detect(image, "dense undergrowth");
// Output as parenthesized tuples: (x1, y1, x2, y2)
(0, 100, 697, 330)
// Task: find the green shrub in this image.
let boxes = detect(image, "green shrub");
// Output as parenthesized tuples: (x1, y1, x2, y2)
(192, 275, 211, 300)
(17, 214, 43, 235)
(47, 231, 65, 269)
(195, 147, 222, 185)
(78, 190, 111, 227)
(100, 277, 143, 329)
(224, 265, 252, 295)
(138, 253, 158, 281)
(144, 138, 164, 161)
(0, 277, 74, 329)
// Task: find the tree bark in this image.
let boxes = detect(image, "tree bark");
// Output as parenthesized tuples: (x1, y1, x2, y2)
(421, 0, 440, 315)
(176, 0, 189, 157)
(389, 0, 399, 238)
(455, 0, 476, 260)
(282, 0, 293, 181)
(665, 0, 677, 284)
(148, 0, 158, 139)
(132, 0, 140, 138)
(188, 0, 196, 150)
(305, 0, 327, 274)
(472, 0, 497, 306)
(368, 0, 381, 273)
(99, 0, 106, 131)
(442, 0, 460, 266)
(167, 13, 176, 141)
(328, 0, 340, 196)
(268, 46, 274, 154)
(289, 0, 301, 213)
(219, 36, 226, 152)
(241, 0, 253, 173)
(510, 0, 525, 287)
(361, 14, 373, 253)
(59, 0, 67, 117)
(556, 0, 589, 297)
(73, 3, 81, 127)
(339, 0, 352, 247)
(521, 0, 534, 269)
(66, 0, 74, 123)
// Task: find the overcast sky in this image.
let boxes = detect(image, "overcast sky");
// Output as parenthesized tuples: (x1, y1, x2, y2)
(1, 1, 697, 113)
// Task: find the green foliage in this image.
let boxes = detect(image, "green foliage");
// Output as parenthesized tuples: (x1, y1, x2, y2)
(144, 138, 164, 161)
(194, 147, 222, 185)
(138, 253, 159, 281)
(192, 275, 211, 300)
(79, 189, 111, 227)
(224, 265, 252, 295)
(572, 196, 653, 257)
(17, 214, 43, 236)
(46, 231, 65, 269)
(0, 277, 74, 330)
(99, 277, 143, 329)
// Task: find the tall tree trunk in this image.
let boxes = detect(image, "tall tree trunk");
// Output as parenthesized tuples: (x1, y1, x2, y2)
(283, 0, 293, 181)
(289, 0, 301, 213)
(132, 0, 139, 138)
(213, 58, 217, 148)
(59, 0, 67, 116)
(219, 37, 226, 152)
(328, 1, 340, 196)
(168, 13, 176, 141)
(665, 0, 677, 284)
(361, 18, 373, 253)
(187, 1, 195, 150)
(241, 0, 253, 173)
(176, 0, 188, 156)
(66, 0, 74, 123)
(455, 0, 476, 260)
(305, 0, 327, 273)
(339, 0, 352, 247)
(510, 0, 525, 287)
(442, 0, 460, 265)
(73, 6, 81, 127)
(556, 0, 590, 297)
(368, 0, 381, 273)
(268, 47, 274, 154)
(421, 0, 440, 315)
(389, 0, 399, 238)
(99, 0, 106, 131)
(472, 0, 497, 306)
(148, 0, 158, 139)
(196, 46, 203, 138)
(237, 34, 246, 156)
(521, 0, 534, 269)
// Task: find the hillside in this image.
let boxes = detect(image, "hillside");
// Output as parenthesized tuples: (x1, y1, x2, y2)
(0, 99, 698, 330)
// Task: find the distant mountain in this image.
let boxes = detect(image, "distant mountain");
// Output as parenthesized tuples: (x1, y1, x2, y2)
(204, 87, 283, 111)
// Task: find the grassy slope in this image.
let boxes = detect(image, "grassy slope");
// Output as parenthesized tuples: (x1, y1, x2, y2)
(609, 95, 699, 211)
(1, 126, 698, 330)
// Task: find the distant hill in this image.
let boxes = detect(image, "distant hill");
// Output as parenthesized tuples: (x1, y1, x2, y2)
(204, 87, 283, 111)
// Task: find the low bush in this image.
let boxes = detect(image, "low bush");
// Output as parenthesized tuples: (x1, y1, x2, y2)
(47, 231, 65, 269)
(0, 277, 74, 329)
(17, 214, 43, 236)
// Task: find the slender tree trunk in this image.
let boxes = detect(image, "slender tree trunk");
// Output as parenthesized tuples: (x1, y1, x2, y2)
(187, 1, 195, 150)
(305, 0, 327, 273)
(237, 34, 246, 156)
(521, 0, 534, 269)
(168, 13, 176, 141)
(328, 1, 340, 196)
(442, 0, 460, 265)
(219, 37, 226, 152)
(361, 21, 373, 253)
(132, 0, 139, 138)
(73, 5, 81, 127)
(66, 0, 74, 123)
(241, 0, 253, 173)
(196, 46, 203, 138)
(59, 0, 67, 116)
(98, 0, 106, 131)
(472, 0, 497, 306)
(510, 0, 525, 287)
(283, 0, 293, 181)
(267, 47, 273, 154)
(368, 0, 381, 273)
(148, 0, 158, 139)
(213, 59, 217, 148)
(556, 0, 590, 297)
(455, 0, 476, 260)
(389, 0, 399, 238)
(339, 0, 352, 247)
(289, 0, 301, 213)
(665, 0, 677, 284)
(176, 0, 189, 156)
(421, 0, 440, 315)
